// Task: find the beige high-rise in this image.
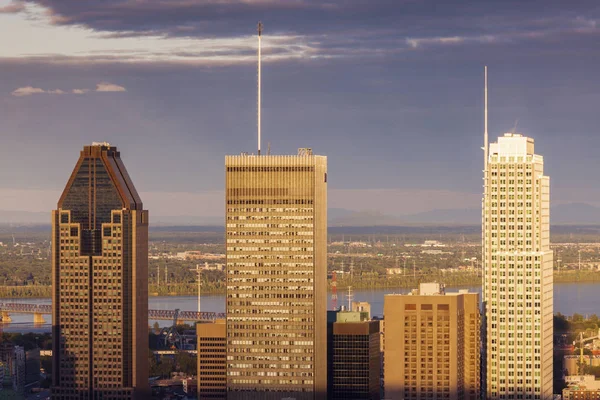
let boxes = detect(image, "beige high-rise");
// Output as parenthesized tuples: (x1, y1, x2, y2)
(483, 134, 553, 399)
(225, 149, 327, 400)
(384, 283, 480, 400)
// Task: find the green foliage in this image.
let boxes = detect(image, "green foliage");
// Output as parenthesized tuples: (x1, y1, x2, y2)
(554, 313, 570, 333)
(150, 356, 175, 379)
(2, 332, 51, 350)
(174, 352, 196, 375)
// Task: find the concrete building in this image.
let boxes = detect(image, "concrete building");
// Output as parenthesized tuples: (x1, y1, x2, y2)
(384, 283, 480, 400)
(197, 320, 226, 399)
(51, 143, 149, 399)
(483, 134, 553, 399)
(351, 301, 371, 318)
(225, 149, 328, 399)
(328, 310, 380, 400)
(563, 375, 600, 400)
(564, 355, 600, 376)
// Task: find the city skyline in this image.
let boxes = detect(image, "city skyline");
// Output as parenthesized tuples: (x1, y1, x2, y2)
(2, 0, 600, 218)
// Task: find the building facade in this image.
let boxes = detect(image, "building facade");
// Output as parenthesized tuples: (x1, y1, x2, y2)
(328, 311, 380, 400)
(225, 149, 327, 399)
(51, 143, 149, 399)
(483, 134, 553, 399)
(197, 320, 227, 399)
(562, 375, 600, 400)
(384, 283, 480, 400)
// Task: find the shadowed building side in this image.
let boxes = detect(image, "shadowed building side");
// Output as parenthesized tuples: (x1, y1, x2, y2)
(197, 320, 227, 399)
(51, 143, 148, 399)
(327, 310, 381, 400)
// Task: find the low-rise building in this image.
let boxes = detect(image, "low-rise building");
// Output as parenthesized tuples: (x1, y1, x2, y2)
(563, 375, 600, 400)
(197, 320, 226, 399)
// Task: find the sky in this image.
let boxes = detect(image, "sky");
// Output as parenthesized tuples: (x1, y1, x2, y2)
(1, 0, 599, 219)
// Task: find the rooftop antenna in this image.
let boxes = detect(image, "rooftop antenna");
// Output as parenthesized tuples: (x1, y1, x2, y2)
(484, 66, 488, 170)
(257, 21, 263, 156)
(347, 286, 353, 310)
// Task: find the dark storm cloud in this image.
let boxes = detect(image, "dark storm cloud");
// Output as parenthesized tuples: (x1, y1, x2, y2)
(20, 0, 600, 59)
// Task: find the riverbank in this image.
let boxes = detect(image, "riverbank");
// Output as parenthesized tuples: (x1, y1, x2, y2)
(0, 270, 598, 298)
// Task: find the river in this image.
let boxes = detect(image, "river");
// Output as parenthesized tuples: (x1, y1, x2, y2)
(2, 282, 598, 333)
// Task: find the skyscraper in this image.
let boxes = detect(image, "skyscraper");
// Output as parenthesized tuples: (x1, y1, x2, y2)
(51, 143, 149, 399)
(383, 283, 480, 400)
(225, 149, 327, 400)
(483, 133, 553, 399)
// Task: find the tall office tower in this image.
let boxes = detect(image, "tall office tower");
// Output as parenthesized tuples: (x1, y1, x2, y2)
(51, 143, 149, 399)
(225, 149, 328, 400)
(483, 133, 553, 399)
(197, 320, 227, 399)
(327, 309, 381, 400)
(384, 283, 480, 400)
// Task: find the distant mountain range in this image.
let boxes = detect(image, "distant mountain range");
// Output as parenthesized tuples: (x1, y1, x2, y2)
(1, 202, 600, 226)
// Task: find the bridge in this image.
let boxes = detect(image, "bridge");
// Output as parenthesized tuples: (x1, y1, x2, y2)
(0, 303, 225, 324)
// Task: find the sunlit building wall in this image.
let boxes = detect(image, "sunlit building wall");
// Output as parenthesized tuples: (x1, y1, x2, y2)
(225, 149, 327, 400)
(483, 134, 553, 399)
(384, 283, 480, 400)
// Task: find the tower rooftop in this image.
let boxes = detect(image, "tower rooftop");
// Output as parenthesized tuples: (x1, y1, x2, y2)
(489, 133, 535, 156)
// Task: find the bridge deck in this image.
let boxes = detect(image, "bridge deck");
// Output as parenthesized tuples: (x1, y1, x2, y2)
(0, 303, 225, 322)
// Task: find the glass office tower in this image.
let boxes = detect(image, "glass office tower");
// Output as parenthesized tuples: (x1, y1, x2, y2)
(51, 143, 149, 399)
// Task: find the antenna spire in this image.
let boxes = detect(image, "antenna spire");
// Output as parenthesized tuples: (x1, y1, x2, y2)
(484, 66, 488, 169)
(257, 22, 263, 156)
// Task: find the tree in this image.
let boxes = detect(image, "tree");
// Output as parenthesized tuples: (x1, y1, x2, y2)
(174, 352, 197, 376)
(573, 313, 585, 323)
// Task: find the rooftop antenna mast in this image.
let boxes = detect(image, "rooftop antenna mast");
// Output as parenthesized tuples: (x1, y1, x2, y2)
(482, 66, 488, 293)
(347, 286, 353, 310)
(257, 22, 263, 156)
(484, 66, 488, 170)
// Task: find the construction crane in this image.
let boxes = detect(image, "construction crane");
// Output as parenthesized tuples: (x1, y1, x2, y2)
(160, 308, 182, 350)
(574, 329, 600, 373)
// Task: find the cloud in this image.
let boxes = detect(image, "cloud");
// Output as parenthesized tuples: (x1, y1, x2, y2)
(95, 82, 126, 92)
(0, 0, 592, 68)
(11, 86, 46, 96)
(0, 1, 25, 13)
(10, 83, 126, 96)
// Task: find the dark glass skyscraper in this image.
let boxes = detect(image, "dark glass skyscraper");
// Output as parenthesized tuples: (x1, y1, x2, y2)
(51, 143, 149, 399)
